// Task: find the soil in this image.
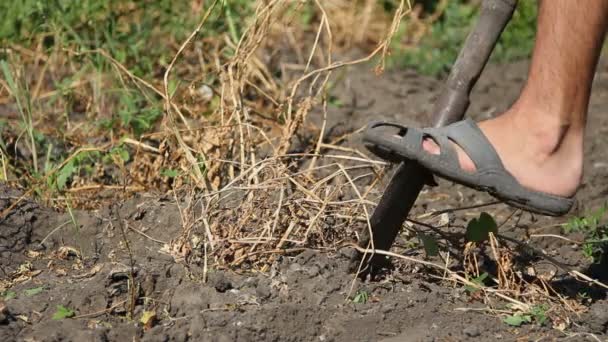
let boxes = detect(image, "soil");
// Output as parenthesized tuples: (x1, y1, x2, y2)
(2, 59, 608, 342)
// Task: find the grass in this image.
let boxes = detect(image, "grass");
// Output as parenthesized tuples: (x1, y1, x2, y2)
(0, 0, 257, 206)
(390, 0, 537, 75)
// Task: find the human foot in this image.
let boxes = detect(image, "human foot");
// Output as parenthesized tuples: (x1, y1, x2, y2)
(421, 110, 583, 198)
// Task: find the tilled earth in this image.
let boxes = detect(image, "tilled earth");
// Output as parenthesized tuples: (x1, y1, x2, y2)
(2, 59, 608, 341)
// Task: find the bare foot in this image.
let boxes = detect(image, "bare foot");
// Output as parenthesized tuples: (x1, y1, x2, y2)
(421, 110, 583, 197)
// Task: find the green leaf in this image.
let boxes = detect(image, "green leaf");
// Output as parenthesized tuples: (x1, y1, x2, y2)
(352, 290, 369, 304)
(464, 272, 489, 293)
(465, 212, 498, 242)
(418, 233, 439, 257)
(56, 160, 76, 190)
(531, 305, 548, 325)
(3, 291, 16, 300)
(161, 168, 179, 178)
(116, 148, 130, 162)
(52, 305, 75, 320)
(23, 286, 44, 297)
(503, 314, 531, 327)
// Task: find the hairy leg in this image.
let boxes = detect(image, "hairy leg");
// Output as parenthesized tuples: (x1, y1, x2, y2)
(424, 0, 608, 197)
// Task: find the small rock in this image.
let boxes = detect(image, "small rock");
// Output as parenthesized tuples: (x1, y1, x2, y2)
(381, 305, 394, 314)
(108, 266, 138, 281)
(255, 282, 271, 300)
(295, 250, 316, 265)
(195, 85, 214, 102)
(240, 277, 259, 289)
(210, 273, 232, 293)
(289, 263, 303, 272)
(463, 326, 481, 337)
(141, 273, 157, 296)
(306, 265, 320, 278)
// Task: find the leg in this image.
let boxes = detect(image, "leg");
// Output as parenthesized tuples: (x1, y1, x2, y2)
(424, 0, 608, 197)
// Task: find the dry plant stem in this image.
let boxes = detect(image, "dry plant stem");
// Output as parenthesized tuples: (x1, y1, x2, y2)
(529, 234, 583, 244)
(67, 185, 145, 193)
(496, 233, 573, 271)
(0, 149, 8, 181)
(377, 0, 410, 72)
(116, 217, 137, 320)
(162, 0, 220, 190)
(127, 223, 167, 245)
(300, 187, 337, 244)
(563, 333, 602, 342)
(72, 299, 128, 319)
(163, 0, 219, 126)
(337, 163, 376, 284)
(349, 244, 530, 310)
(495, 233, 608, 290)
(0, 145, 107, 219)
(278, 0, 412, 156)
(415, 201, 501, 219)
(308, 99, 328, 172)
(195, 196, 216, 250)
(122, 138, 160, 154)
(39, 221, 71, 247)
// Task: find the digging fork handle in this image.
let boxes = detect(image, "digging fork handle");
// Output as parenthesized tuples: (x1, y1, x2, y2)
(432, 0, 518, 127)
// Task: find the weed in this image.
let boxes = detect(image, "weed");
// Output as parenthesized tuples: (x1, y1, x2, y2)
(22, 286, 44, 297)
(116, 92, 163, 136)
(2, 291, 16, 300)
(52, 305, 75, 320)
(464, 272, 489, 294)
(48, 150, 101, 191)
(563, 205, 608, 263)
(465, 212, 497, 243)
(1, 60, 38, 173)
(160, 168, 179, 178)
(503, 304, 548, 327)
(352, 290, 369, 304)
(418, 232, 439, 257)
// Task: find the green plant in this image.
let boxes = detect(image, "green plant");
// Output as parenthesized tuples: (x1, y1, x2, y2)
(418, 232, 439, 257)
(2, 291, 16, 300)
(563, 205, 608, 263)
(116, 92, 163, 136)
(390, 1, 537, 76)
(22, 286, 44, 297)
(48, 150, 101, 191)
(1, 60, 38, 173)
(464, 272, 489, 294)
(503, 304, 548, 327)
(352, 290, 369, 304)
(160, 168, 179, 178)
(465, 212, 498, 243)
(52, 305, 75, 320)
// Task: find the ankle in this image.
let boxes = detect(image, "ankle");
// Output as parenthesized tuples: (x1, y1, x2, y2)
(502, 106, 573, 158)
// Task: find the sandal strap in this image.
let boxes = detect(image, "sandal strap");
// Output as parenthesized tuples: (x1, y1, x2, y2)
(440, 119, 506, 172)
(419, 129, 460, 168)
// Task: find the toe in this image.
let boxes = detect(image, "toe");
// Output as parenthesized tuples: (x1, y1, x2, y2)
(422, 137, 477, 173)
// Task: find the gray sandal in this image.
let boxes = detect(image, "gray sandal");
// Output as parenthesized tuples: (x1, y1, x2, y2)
(363, 119, 574, 216)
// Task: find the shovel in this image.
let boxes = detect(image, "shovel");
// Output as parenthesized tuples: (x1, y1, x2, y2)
(351, 0, 519, 276)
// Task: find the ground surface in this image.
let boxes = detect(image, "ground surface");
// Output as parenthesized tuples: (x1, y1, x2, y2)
(2, 59, 608, 342)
